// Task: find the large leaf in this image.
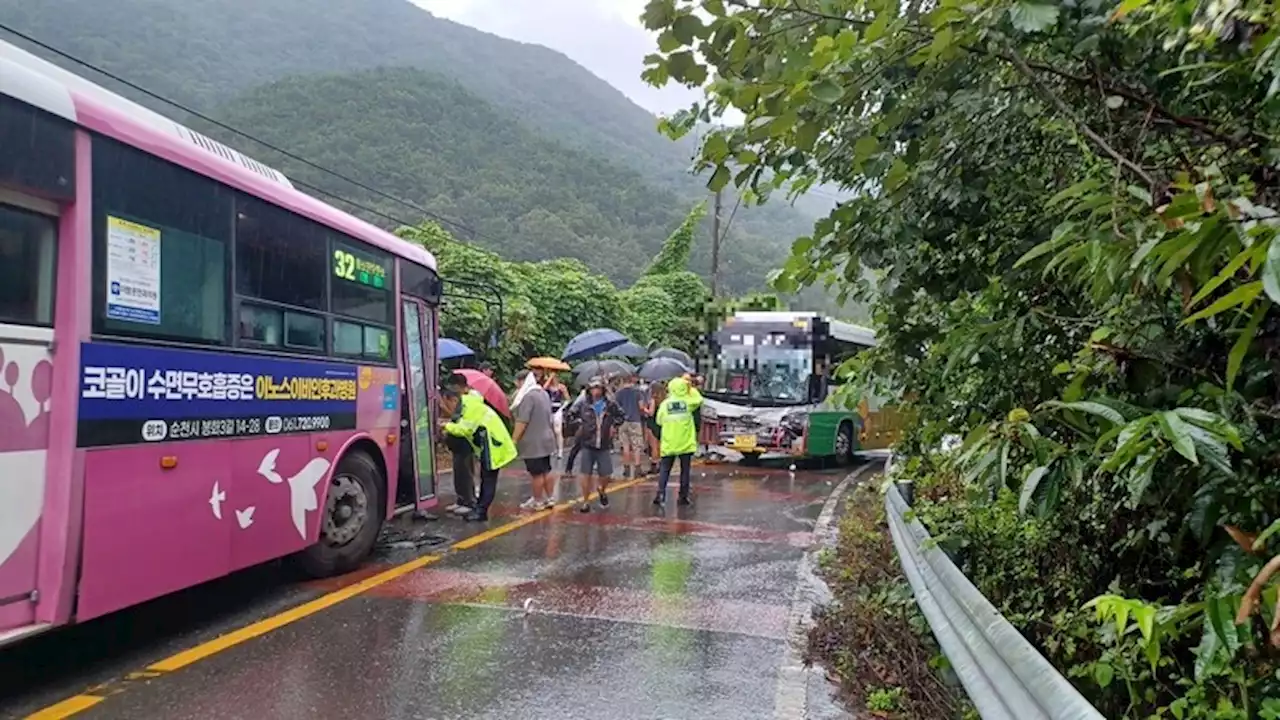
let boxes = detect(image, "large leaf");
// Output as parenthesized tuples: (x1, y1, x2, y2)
(1015, 223, 1074, 268)
(1264, 238, 1280, 303)
(1183, 281, 1263, 323)
(810, 79, 844, 104)
(1191, 243, 1263, 306)
(1157, 411, 1198, 464)
(1008, 2, 1061, 32)
(1227, 300, 1269, 391)
(1019, 466, 1050, 515)
(1042, 400, 1125, 425)
(1205, 596, 1245, 656)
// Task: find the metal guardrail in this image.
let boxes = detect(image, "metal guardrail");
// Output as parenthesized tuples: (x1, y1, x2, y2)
(885, 484, 1105, 720)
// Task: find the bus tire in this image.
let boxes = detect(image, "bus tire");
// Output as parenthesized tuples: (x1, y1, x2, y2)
(835, 422, 855, 466)
(295, 450, 385, 578)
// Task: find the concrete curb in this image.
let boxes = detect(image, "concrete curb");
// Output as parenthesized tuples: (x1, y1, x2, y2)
(773, 461, 885, 720)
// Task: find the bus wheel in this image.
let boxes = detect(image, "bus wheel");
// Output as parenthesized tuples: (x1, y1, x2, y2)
(295, 450, 384, 578)
(835, 422, 855, 466)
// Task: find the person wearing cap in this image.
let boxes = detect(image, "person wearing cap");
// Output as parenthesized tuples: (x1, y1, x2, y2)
(438, 383, 516, 522)
(566, 378, 624, 512)
(441, 373, 485, 515)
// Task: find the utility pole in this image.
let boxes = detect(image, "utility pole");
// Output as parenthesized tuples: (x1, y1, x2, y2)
(710, 187, 723, 298)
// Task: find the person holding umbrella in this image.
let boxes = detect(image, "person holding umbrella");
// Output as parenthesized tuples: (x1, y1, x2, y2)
(654, 376, 703, 507)
(439, 382, 517, 522)
(567, 378, 624, 513)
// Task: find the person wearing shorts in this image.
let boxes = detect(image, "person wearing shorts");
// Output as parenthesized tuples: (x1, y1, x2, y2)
(612, 374, 649, 477)
(568, 379, 624, 513)
(511, 370, 558, 510)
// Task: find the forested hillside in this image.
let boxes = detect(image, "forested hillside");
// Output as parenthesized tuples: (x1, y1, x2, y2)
(198, 68, 691, 285)
(0, 0, 821, 293)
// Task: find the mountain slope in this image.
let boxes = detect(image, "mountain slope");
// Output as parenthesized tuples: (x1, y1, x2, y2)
(0, 0, 814, 244)
(196, 67, 692, 286)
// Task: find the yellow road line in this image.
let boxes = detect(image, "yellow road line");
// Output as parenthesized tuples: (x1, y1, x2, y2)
(25, 695, 103, 720)
(148, 553, 443, 672)
(25, 476, 646, 719)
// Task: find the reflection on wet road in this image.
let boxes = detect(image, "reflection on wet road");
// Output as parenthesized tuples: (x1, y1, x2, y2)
(2, 460, 857, 720)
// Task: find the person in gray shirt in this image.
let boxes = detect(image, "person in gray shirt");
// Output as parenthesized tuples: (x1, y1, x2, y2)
(512, 369, 558, 510)
(612, 375, 650, 477)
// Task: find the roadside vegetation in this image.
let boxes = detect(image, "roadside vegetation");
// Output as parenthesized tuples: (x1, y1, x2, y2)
(398, 211, 785, 378)
(644, 0, 1280, 716)
(806, 483, 969, 718)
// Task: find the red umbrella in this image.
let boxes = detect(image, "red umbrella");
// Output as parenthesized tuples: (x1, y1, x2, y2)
(453, 369, 510, 418)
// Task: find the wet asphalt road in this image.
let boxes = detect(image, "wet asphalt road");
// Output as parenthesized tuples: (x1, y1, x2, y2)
(1, 457, 861, 720)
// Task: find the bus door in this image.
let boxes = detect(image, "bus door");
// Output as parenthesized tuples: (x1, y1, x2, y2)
(0, 198, 58, 631)
(400, 298, 436, 508)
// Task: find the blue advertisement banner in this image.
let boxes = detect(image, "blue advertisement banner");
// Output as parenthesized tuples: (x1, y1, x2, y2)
(77, 342, 362, 447)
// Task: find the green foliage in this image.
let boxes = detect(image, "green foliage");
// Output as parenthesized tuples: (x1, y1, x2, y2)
(644, 202, 706, 276)
(401, 221, 728, 377)
(805, 484, 969, 719)
(618, 283, 679, 348)
(866, 687, 905, 713)
(642, 0, 1280, 715)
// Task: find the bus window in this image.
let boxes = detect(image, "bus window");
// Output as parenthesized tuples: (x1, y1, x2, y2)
(330, 240, 392, 324)
(235, 196, 328, 312)
(92, 137, 230, 345)
(0, 95, 74, 201)
(0, 205, 56, 326)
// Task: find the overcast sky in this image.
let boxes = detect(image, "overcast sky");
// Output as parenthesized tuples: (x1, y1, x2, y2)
(409, 0, 705, 116)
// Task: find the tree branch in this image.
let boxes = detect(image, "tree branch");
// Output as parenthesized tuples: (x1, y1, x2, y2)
(1005, 46, 1157, 188)
(725, 0, 1252, 148)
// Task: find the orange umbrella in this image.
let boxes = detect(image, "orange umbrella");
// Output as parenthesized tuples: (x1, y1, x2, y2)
(526, 356, 571, 372)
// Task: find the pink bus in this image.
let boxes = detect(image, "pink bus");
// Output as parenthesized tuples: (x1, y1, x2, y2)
(0, 40, 444, 648)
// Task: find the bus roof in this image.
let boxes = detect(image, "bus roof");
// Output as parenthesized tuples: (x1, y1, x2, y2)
(729, 311, 876, 347)
(0, 39, 438, 271)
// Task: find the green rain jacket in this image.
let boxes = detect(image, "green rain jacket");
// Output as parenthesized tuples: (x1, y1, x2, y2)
(445, 391, 517, 471)
(657, 377, 703, 457)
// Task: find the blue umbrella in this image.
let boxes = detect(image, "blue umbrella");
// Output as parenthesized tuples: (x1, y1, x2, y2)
(438, 337, 475, 360)
(562, 328, 629, 362)
(607, 341, 648, 358)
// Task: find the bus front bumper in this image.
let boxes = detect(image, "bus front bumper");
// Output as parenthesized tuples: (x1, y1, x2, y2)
(719, 429, 806, 456)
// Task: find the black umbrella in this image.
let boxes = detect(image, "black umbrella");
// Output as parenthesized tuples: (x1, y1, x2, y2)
(607, 341, 648, 358)
(572, 359, 636, 384)
(638, 356, 691, 382)
(650, 347, 694, 369)
(562, 328, 628, 362)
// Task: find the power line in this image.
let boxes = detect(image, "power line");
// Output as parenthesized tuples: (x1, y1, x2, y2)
(0, 23, 482, 241)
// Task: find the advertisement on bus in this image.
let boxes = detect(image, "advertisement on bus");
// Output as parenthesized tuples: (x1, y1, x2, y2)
(76, 342, 360, 447)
